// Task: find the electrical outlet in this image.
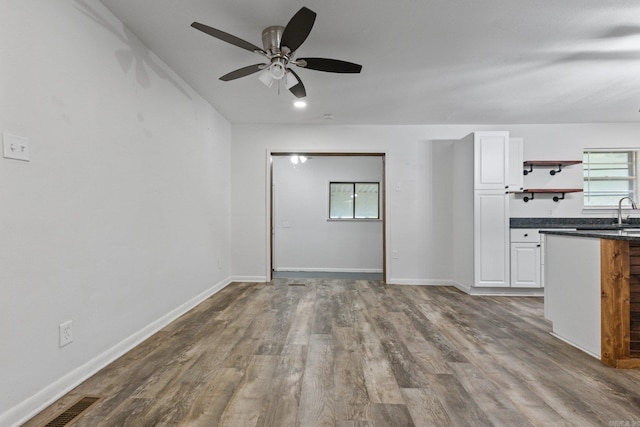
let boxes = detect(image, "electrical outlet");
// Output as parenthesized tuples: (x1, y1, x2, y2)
(3, 133, 30, 161)
(59, 320, 73, 347)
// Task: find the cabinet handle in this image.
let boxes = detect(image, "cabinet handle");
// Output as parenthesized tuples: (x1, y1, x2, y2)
(524, 234, 528, 237)
(537, 244, 541, 247)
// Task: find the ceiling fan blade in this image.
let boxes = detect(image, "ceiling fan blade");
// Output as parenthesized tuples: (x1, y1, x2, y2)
(280, 7, 316, 53)
(191, 22, 266, 55)
(287, 69, 306, 98)
(219, 64, 265, 81)
(297, 57, 362, 73)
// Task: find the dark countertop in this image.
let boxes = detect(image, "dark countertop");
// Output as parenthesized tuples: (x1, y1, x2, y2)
(510, 217, 640, 229)
(540, 229, 640, 241)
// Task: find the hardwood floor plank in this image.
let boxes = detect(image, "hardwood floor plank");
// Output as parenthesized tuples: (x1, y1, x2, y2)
(353, 309, 405, 405)
(298, 344, 336, 427)
(447, 362, 536, 426)
(285, 285, 316, 345)
(218, 355, 280, 427)
(401, 387, 452, 427)
(369, 312, 430, 388)
(182, 367, 245, 427)
(257, 344, 307, 427)
(386, 312, 451, 374)
(333, 327, 371, 422)
(467, 351, 568, 425)
(367, 403, 415, 427)
(224, 310, 278, 369)
(425, 373, 493, 426)
(392, 288, 470, 364)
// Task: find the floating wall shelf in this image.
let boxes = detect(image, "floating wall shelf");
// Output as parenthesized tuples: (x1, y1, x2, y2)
(518, 188, 583, 203)
(523, 160, 583, 175)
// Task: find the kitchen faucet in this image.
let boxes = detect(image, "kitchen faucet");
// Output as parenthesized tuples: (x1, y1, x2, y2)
(618, 196, 637, 225)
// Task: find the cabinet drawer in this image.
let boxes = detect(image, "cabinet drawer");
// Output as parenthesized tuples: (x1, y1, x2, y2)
(510, 228, 541, 243)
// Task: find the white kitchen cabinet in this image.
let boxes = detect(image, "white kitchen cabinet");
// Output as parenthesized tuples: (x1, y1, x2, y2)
(510, 228, 542, 288)
(452, 131, 523, 292)
(511, 244, 541, 288)
(474, 190, 510, 287)
(474, 131, 510, 190)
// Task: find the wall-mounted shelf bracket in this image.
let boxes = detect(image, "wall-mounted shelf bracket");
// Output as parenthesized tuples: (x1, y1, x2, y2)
(519, 188, 583, 203)
(550, 164, 563, 176)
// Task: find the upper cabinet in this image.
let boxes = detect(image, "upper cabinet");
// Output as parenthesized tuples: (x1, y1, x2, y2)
(474, 131, 509, 190)
(473, 132, 523, 191)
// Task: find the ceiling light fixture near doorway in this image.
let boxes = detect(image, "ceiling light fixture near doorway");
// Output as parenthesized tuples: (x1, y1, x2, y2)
(290, 155, 307, 164)
(294, 100, 307, 108)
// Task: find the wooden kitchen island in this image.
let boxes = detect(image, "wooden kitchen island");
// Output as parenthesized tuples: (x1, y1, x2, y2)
(542, 229, 640, 368)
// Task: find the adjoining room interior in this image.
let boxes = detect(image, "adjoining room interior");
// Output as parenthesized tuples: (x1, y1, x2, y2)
(3, 1, 640, 426)
(270, 153, 385, 282)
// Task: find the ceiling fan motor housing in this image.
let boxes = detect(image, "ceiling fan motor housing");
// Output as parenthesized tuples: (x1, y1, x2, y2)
(262, 26, 285, 54)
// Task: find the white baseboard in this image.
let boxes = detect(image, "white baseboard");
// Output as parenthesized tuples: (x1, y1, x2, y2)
(1, 277, 233, 427)
(550, 332, 600, 359)
(464, 287, 544, 297)
(451, 280, 473, 294)
(273, 267, 383, 273)
(387, 279, 543, 297)
(386, 278, 457, 286)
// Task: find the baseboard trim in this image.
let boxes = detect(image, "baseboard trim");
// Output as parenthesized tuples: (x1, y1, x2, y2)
(550, 332, 600, 359)
(387, 279, 543, 297)
(465, 287, 544, 297)
(1, 277, 233, 427)
(386, 278, 457, 286)
(274, 268, 383, 273)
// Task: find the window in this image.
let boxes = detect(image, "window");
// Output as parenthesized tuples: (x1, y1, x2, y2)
(329, 182, 380, 219)
(583, 150, 639, 207)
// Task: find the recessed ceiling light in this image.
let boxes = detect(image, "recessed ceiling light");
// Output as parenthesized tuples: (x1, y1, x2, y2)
(294, 100, 307, 108)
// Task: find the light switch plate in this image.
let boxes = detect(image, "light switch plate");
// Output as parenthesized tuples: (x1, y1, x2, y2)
(3, 133, 30, 161)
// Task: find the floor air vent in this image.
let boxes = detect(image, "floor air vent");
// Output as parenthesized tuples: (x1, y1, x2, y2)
(43, 396, 100, 427)
(288, 283, 306, 287)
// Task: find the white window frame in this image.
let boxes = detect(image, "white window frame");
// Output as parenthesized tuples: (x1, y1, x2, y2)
(329, 181, 380, 220)
(583, 149, 640, 210)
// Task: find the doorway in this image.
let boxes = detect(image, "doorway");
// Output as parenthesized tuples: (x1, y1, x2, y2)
(269, 153, 386, 282)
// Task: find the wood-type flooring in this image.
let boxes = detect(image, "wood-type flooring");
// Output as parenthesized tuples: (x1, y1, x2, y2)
(25, 280, 640, 426)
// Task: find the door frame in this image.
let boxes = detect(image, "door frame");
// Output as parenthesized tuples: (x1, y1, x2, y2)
(267, 151, 387, 282)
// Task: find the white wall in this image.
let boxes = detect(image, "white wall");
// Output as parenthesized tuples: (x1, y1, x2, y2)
(0, 1, 232, 425)
(272, 155, 383, 273)
(230, 123, 640, 284)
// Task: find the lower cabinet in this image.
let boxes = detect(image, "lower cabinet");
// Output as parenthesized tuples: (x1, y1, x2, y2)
(474, 191, 510, 287)
(510, 229, 543, 288)
(511, 243, 541, 287)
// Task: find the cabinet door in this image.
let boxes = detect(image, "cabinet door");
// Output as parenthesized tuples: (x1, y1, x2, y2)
(510, 243, 541, 288)
(474, 190, 510, 287)
(474, 131, 509, 190)
(507, 137, 524, 192)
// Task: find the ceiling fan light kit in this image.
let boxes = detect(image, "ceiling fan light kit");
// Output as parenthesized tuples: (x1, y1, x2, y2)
(191, 7, 362, 99)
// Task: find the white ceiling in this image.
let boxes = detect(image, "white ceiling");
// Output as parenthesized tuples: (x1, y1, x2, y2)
(97, 0, 640, 125)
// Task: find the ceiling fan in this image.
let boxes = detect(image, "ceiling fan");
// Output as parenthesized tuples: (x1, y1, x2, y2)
(191, 7, 362, 98)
